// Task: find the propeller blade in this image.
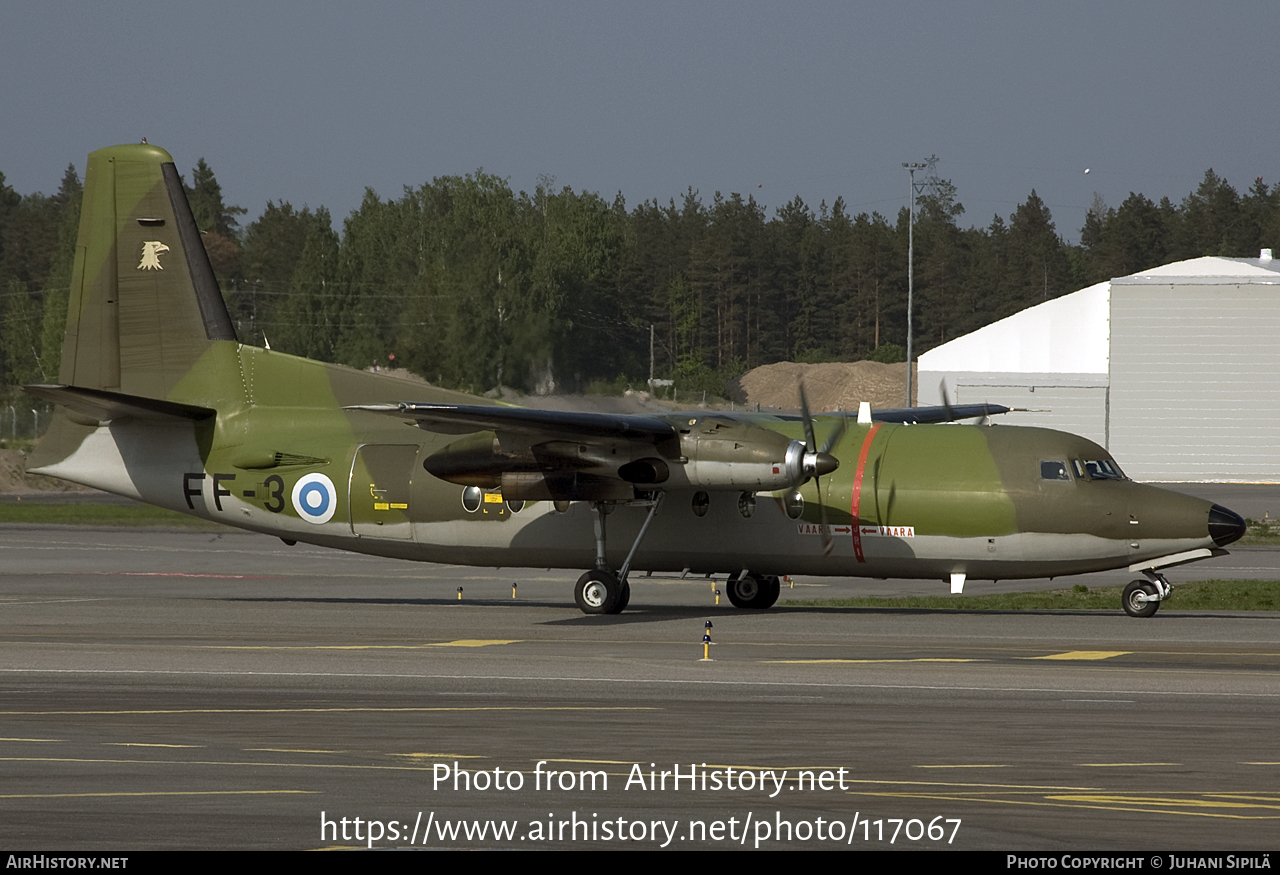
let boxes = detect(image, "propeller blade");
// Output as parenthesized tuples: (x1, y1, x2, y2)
(798, 377, 842, 557)
(798, 379, 817, 453)
(939, 379, 955, 421)
(817, 476, 834, 557)
(818, 415, 846, 455)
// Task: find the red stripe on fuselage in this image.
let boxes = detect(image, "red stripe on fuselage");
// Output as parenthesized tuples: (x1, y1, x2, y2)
(850, 423, 882, 562)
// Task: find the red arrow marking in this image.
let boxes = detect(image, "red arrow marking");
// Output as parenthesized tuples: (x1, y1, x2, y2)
(850, 423, 881, 563)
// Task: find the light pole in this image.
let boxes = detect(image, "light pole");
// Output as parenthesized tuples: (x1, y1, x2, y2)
(902, 161, 926, 407)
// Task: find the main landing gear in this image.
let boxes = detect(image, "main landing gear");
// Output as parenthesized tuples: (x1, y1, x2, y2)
(1122, 570, 1172, 618)
(573, 496, 663, 615)
(574, 568, 630, 614)
(569, 496, 785, 615)
(726, 571, 782, 609)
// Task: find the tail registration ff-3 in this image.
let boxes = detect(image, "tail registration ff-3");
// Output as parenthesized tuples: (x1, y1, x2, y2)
(27, 144, 1245, 616)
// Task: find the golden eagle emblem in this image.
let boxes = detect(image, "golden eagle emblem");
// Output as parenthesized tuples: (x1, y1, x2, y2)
(138, 241, 170, 270)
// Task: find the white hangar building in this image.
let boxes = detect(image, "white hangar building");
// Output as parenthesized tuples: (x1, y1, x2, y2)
(917, 252, 1280, 482)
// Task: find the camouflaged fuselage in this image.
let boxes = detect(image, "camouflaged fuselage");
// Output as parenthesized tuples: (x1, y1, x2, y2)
(27, 144, 1237, 590)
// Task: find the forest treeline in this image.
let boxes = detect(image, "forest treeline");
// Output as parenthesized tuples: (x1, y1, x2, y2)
(2, 158, 1278, 413)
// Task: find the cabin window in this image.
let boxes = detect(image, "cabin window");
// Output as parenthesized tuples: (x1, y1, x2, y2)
(1040, 460, 1070, 481)
(461, 486, 483, 512)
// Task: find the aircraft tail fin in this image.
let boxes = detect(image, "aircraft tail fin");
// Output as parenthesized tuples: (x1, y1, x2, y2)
(55, 143, 237, 400)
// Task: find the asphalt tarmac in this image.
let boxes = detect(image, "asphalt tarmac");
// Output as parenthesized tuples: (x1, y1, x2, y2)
(1, 524, 1277, 851)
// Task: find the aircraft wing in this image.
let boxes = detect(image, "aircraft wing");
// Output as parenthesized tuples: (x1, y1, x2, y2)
(348, 403, 678, 441)
(350, 401, 1007, 434)
(347, 400, 1008, 503)
(347, 403, 686, 500)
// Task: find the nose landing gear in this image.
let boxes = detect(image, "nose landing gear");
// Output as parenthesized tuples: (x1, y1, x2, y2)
(1122, 570, 1172, 618)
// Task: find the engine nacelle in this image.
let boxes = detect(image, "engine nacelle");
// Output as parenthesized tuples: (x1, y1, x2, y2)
(421, 418, 838, 500)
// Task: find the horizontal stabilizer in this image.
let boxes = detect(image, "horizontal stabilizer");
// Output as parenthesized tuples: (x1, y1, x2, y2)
(872, 403, 1009, 424)
(25, 384, 215, 423)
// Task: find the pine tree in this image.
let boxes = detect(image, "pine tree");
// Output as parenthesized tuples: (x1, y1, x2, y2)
(184, 158, 246, 281)
(1175, 169, 1244, 257)
(38, 165, 82, 380)
(1004, 191, 1074, 310)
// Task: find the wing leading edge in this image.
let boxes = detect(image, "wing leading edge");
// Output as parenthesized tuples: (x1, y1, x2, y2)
(347, 401, 1008, 435)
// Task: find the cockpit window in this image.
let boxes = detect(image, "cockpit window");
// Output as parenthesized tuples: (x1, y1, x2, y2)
(1040, 460, 1071, 481)
(1072, 458, 1125, 481)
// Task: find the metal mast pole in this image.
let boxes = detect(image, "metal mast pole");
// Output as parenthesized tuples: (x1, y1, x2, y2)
(903, 161, 925, 407)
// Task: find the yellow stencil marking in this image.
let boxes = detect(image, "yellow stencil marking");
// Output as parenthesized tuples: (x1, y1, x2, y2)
(1049, 794, 1279, 811)
(207, 639, 521, 651)
(0, 738, 60, 743)
(0, 706, 651, 716)
(1078, 762, 1181, 767)
(1, 790, 311, 800)
(1031, 651, 1130, 660)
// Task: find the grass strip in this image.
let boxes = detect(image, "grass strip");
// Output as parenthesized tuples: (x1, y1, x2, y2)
(0, 502, 223, 529)
(784, 580, 1280, 611)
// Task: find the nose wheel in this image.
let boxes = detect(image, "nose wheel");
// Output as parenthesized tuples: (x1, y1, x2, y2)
(1122, 571, 1171, 618)
(1122, 580, 1158, 618)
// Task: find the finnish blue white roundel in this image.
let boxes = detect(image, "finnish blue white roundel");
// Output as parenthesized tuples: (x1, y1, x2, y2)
(291, 473, 337, 524)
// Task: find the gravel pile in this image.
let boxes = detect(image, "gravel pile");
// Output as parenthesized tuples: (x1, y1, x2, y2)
(728, 360, 917, 412)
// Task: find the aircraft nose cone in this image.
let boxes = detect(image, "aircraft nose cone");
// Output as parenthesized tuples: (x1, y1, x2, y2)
(1208, 504, 1246, 547)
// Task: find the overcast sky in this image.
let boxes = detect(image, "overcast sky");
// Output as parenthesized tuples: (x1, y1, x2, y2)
(3, 2, 1276, 243)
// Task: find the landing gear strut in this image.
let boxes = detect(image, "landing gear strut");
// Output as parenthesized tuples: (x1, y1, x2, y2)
(574, 495, 661, 615)
(726, 571, 781, 609)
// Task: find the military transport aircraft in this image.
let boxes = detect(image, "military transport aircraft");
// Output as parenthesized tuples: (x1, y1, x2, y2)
(26, 144, 1245, 617)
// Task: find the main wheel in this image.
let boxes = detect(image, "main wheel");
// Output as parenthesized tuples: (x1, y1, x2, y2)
(575, 569, 622, 614)
(727, 572, 778, 610)
(1122, 579, 1160, 618)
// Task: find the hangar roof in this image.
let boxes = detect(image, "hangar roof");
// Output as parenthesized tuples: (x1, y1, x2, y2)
(917, 280, 1110, 375)
(918, 254, 1280, 376)
(1117, 254, 1280, 284)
